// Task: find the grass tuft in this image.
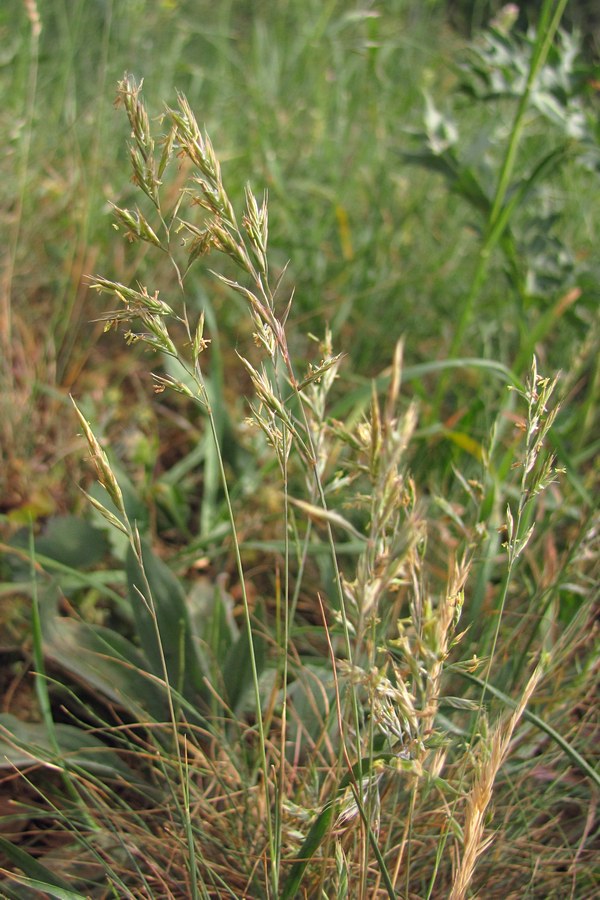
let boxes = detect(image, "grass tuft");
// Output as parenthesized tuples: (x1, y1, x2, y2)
(1, 3, 598, 897)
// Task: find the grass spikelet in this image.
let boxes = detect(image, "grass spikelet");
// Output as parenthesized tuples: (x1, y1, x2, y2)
(71, 398, 125, 517)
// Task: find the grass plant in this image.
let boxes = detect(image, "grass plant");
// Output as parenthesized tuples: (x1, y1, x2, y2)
(1, 2, 598, 898)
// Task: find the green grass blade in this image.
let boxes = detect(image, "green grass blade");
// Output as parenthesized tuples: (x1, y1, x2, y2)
(459, 671, 600, 788)
(280, 800, 336, 900)
(281, 753, 398, 900)
(0, 836, 82, 898)
(331, 357, 521, 420)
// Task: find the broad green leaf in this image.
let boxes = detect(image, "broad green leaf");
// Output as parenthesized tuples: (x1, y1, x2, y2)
(281, 752, 396, 899)
(7, 519, 107, 581)
(223, 616, 266, 714)
(438, 696, 480, 711)
(0, 872, 85, 899)
(33, 516, 108, 569)
(284, 665, 337, 759)
(126, 539, 207, 704)
(1, 538, 126, 605)
(443, 429, 485, 460)
(289, 497, 367, 542)
(41, 590, 169, 722)
(188, 578, 238, 674)
(401, 147, 491, 215)
(87, 462, 149, 556)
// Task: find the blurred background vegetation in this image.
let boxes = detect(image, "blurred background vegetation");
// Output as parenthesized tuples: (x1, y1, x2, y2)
(1, 0, 598, 525)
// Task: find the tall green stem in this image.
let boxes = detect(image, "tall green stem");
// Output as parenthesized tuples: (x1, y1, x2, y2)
(435, 0, 569, 417)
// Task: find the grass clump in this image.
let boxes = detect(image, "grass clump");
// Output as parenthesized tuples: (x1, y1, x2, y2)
(1, 4, 598, 898)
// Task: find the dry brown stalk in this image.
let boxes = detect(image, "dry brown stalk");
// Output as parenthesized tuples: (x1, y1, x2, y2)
(450, 664, 544, 900)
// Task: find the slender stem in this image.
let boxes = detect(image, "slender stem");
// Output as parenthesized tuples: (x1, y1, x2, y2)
(207, 403, 276, 873)
(128, 527, 201, 900)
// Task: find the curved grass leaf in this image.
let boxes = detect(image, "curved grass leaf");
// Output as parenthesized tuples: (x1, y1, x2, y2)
(0, 836, 81, 898)
(280, 799, 336, 900)
(331, 357, 522, 420)
(1, 542, 125, 608)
